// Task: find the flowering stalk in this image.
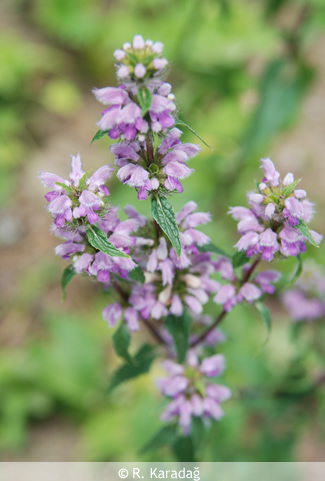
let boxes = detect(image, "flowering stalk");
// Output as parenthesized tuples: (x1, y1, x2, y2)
(39, 35, 322, 442)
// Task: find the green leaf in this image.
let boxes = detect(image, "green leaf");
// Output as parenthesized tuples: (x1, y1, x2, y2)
(197, 242, 231, 258)
(289, 253, 303, 286)
(108, 344, 156, 392)
(282, 178, 302, 197)
(78, 170, 92, 191)
(140, 425, 178, 454)
(61, 265, 75, 301)
(128, 265, 145, 284)
(151, 195, 181, 257)
(255, 301, 272, 335)
(232, 251, 249, 268)
(176, 119, 211, 148)
(91, 129, 109, 144)
(55, 182, 74, 195)
(86, 225, 130, 258)
(143, 54, 155, 66)
(296, 220, 319, 248)
(164, 312, 192, 363)
(172, 435, 195, 462)
(112, 322, 132, 364)
(125, 51, 138, 64)
(137, 87, 152, 116)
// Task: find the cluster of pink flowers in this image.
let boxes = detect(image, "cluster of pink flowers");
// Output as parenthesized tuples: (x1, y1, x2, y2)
(100, 201, 282, 329)
(156, 353, 231, 434)
(39, 35, 323, 438)
(53, 206, 139, 280)
(230, 158, 322, 261)
(111, 128, 201, 200)
(39, 154, 113, 227)
(213, 255, 281, 312)
(93, 35, 201, 199)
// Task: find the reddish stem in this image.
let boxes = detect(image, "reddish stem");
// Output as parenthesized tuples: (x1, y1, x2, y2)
(190, 257, 261, 348)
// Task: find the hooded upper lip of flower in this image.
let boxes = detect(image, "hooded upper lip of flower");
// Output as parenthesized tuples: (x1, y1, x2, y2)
(40, 154, 114, 226)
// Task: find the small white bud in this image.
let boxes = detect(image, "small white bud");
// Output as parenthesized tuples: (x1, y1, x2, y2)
(158, 285, 172, 304)
(113, 49, 126, 61)
(294, 189, 307, 199)
(181, 274, 201, 289)
(248, 193, 264, 204)
(117, 65, 130, 79)
(133, 35, 145, 49)
(144, 272, 160, 284)
(134, 63, 146, 78)
(283, 173, 294, 186)
(265, 203, 276, 218)
(152, 41, 164, 53)
(153, 58, 168, 70)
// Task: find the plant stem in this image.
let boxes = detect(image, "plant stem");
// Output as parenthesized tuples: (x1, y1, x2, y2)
(242, 258, 260, 283)
(141, 317, 166, 345)
(191, 257, 261, 348)
(111, 279, 129, 303)
(191, 310, 227, 348)
(146, 132, 154, 167)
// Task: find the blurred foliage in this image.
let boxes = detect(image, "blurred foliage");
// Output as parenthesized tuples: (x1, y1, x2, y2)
(1, 0, 325, 462)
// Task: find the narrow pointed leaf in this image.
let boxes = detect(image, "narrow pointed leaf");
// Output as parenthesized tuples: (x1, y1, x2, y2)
(86, 225, 130, 258)
(125, 51, 138, 64)
(78, 170, 92, 191)
(113, 322, 132, 364)
(232, 250, 249, 268)
(61, 265, 75, 301)
(282, 178, 302, 197)
(108, 344, 156, 392)
(128, 264, 145, 284)
(289, 253, 303, 286)
(176, 119, 211, 148)
(151, 195, 181, 257)
(164, 312, 192, 363)
(137, 87, 152, 116)
(296, 220, 319, 248)
(91, 129, 109, 144)
(55, 182, 74, 195)
(198, 242, 231, 258)
(140, 425, 178, 454)
(255, 301, 272, 335)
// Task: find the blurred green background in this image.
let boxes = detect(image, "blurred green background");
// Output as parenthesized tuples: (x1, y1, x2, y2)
(0, 0, 325, 461)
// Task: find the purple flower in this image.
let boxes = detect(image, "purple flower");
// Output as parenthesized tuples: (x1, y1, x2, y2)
(282, 290, 325, 322)
(214, 284, 237, 312)
(102, 303, 140, 332)
(40, 154, 113, 228)
(260, 157, 280, 186)
(258, 228, 279, 261)
(282, 261, 325, 322)
(255, 270, 281, 294)
(157, 352, 231, 434)
(110, 130, 201, 199)
(102, 302, 123, 327)
(230, 157, 322, 261)
(237, 282, 262, 303)
(200, 354, 225, 377)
